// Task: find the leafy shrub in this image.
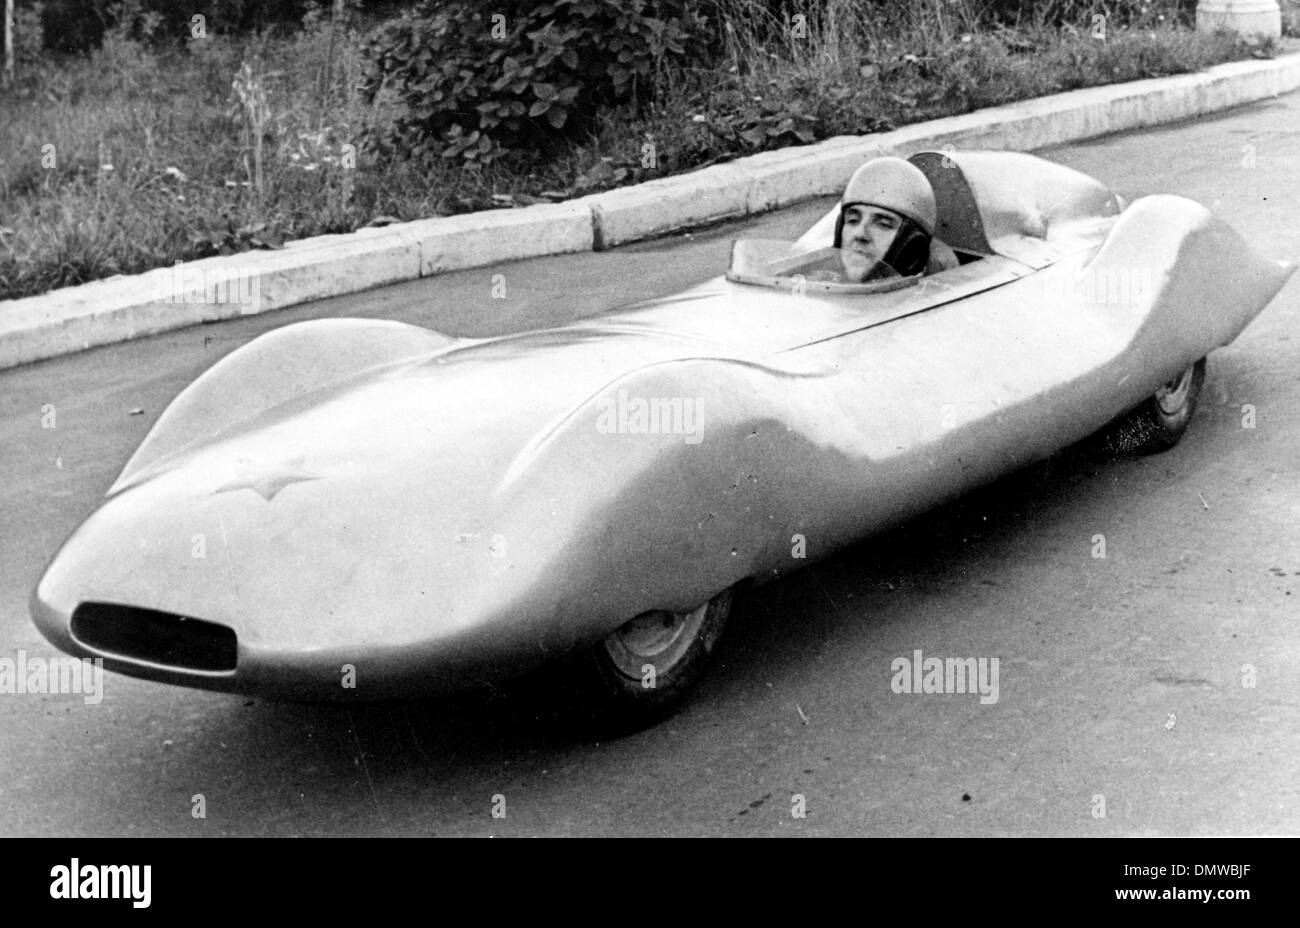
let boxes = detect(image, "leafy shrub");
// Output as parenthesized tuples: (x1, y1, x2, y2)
(0, 0, 1265, 302)
(695, 77, 821, 152)
(358, 0, 709, 164)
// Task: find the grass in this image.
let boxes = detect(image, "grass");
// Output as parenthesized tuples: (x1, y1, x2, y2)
(0, 0, 1284, 302)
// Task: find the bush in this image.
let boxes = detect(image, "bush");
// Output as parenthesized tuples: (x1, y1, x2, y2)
(0, 0, 1267, 302)
(358, 0, 709, 165)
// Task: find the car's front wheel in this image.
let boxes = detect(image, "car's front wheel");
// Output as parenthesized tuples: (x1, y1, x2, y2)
(559, 587, 735, 737)
(1105, 357, 1207, 455)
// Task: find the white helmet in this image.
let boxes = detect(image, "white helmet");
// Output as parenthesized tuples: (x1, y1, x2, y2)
(840, 157, 937, 236)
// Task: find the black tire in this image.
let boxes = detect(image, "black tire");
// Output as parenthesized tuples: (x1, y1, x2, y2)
(1104, 357, 1207, 456)
(557, 587, 734, 738)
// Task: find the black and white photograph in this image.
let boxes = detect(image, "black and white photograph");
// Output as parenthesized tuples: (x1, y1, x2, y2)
(1, 0, 1297, 862)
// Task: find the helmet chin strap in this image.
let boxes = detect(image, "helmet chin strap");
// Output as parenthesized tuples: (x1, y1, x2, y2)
(882, 217, 931, 277)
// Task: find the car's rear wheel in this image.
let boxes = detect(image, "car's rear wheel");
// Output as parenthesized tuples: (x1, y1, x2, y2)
(1105, 357, 1207, 455)
(559, 587, 735, 737)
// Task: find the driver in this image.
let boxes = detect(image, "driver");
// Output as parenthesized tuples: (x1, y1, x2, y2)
(833, 157, 959, 282)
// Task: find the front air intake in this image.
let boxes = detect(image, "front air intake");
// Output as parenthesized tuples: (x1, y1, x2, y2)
(70, 602, 238, 673)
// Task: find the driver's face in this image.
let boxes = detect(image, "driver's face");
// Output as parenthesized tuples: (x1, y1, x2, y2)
(839, 205, 902, 282)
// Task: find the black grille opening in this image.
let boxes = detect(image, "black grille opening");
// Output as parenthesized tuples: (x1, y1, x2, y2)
(71, 602, 237, 673)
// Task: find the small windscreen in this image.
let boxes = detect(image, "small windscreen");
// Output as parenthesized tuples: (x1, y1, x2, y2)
(725, 240, 920, 294)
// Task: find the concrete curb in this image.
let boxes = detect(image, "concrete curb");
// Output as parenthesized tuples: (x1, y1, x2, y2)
(3, 52, 1300, 371)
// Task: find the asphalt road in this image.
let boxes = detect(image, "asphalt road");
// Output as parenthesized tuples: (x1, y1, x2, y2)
(3, 93, 1299, 837)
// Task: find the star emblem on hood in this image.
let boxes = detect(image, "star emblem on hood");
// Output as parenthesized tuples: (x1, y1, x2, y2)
(212, 456, 320, 501)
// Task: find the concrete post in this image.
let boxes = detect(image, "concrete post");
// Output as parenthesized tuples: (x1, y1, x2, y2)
(1196, 1, 1283, 38)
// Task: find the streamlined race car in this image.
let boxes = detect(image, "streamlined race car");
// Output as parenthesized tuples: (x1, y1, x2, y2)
(30, 150, 1295, 733)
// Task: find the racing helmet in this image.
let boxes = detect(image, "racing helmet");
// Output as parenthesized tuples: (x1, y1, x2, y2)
(838, 157, 937, 236)
(833, 157, 937, 276)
